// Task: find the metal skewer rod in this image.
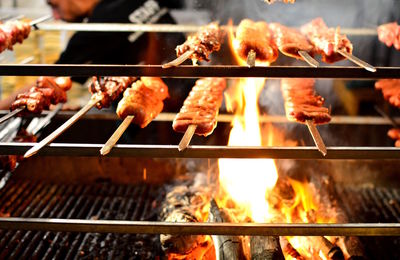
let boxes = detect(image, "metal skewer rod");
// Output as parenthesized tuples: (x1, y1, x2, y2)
(178, 124, 197, 151)
(29, 14, 53, 28)
(0, 107, 25, 125)
(305, 120, 327, 156)
(298, 50, 319, 68)
(374, 105, 399, 128)
(337, 49, 376, 72)
(7, 15, 25, 22)
(162, 50, 194, 68)
(100, 115, 135, 156)
(30, 103, 63, 136)
(24, 96, 100, 158)
(246, 49, 256, 67)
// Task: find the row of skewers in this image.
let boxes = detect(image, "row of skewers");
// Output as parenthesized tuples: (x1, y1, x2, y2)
(0, 15, 52, 54)
(163, 17, 376, 72)
(0, 17, 397, 158)
(3, 73, 329, 158)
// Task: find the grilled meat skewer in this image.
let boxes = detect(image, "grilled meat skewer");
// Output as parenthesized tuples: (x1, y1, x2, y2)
(163, 22, 225, 68)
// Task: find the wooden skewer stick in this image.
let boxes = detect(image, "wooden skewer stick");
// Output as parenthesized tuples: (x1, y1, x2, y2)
(305, 119, 327, 156)
(337, 49, 376, 72)
(178, 124, 197, 151)
(100, 115, 135, 156)
(298, 50, 319, 68)
(247, 49, 256, 67)
(162, 50, 194, 68)
(24, 96, 101, 158)
(0, 107, 25, 125)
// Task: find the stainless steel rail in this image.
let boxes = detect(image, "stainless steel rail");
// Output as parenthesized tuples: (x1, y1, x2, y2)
(0, 218, 398, 236)
(36, 23, 378, 36)
(0, 143, 399, 159)
(1, 111, 398, 125)
(0, 64, 398, 78)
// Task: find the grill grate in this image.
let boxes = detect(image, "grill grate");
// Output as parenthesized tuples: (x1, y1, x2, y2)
(336, 184, 400, 260)
(0, 180, 165, 259)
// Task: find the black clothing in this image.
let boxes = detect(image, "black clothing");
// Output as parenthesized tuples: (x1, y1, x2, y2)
(55, 0, 190, 111)
(56, 0, 183, 68)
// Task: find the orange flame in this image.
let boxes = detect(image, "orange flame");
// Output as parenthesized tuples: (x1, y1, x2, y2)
(216, 21, 338, 259)
(217, 21, 278, 223)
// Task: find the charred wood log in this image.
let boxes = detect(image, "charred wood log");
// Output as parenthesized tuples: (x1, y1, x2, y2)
(208, 199, 245, 260)
(159, 173, 212, 255)
(309, 236, 344, 260)
(279, 236, 304, 260)
(343, 236, 367, 260)
(250, 236, 284, 260)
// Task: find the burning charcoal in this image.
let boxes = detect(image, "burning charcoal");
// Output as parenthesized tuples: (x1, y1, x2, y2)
(208, 199, 246, 259)
(279, 236, 304, 260)
(250, 236, 284, 260)
(159, 172, 213, 256)
(160, 209, 206, 254)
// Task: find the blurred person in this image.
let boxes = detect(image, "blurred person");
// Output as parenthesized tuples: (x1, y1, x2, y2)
(0, 0, 188, 111)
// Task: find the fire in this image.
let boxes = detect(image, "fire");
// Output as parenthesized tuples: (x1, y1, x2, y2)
(214, 21, 339, 259)
(217, 21, 278, 222)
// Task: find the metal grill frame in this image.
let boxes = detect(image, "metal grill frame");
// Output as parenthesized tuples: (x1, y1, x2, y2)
(1, 21, 400, 238)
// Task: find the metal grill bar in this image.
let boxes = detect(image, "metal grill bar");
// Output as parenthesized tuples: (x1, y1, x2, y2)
(36, 23, 378, 36)
(0, 142, 399, 159)
(2, 111, 397, 125)
(0, 64, 398, 79)
(0, 218, 399, 236)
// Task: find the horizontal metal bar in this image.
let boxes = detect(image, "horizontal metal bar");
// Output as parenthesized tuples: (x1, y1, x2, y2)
(0, 143, 399, 159)
(37, 22, 378, 36)
(0, 218, 398, 236)
(0, 64, 398, 79)
(1, 111, 397, 125)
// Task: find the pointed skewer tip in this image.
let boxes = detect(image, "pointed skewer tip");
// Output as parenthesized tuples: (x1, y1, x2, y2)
(178, 124, 197, 152)
(298, 50, 319, 68)
(162, 50, 194, 69)
(100, 115, 135, 156)
(337, 49, 376, 73)
(24, 97, 100, 159)
(305, 120, 328, 157)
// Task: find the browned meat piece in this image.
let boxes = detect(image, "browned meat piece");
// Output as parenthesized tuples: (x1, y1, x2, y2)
(301, 18, 353, 63)
(0, 28, 9, 52)
(234, 19, 279, 64)
(176, 22, 225, 63)
(269, 23, 314, 60)
(0, 155, 17, 172)
(378, 22, 400, 50)
(387, 128, 400, 147)
(54, 77, 72, 91)
(0, 128, 37, 171)
(281, 78, 331, 125)
(10, 76, 70, 114)
(89, 76, 135, 109)
(116, 77, 169, 128)
(0, 20, 31, 51)
(173, 78, 226, 136)
(34, 76, 67, 104)
(388, 128, 400, 140)
(375, 79, 400, 108)
(11, 91, 49, 114)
